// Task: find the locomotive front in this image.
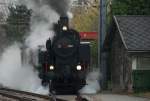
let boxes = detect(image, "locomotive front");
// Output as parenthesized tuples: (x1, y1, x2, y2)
(38, 17, 90, 94)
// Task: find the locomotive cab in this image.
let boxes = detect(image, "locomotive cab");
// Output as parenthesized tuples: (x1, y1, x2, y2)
(38, 17, 91, 94)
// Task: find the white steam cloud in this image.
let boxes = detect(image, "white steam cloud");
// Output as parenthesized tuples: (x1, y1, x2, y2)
(79, 69, 101, 94)
(0, 0, 62, 95)
(0, 44, 48, 94)
(20, 0, 59, 49)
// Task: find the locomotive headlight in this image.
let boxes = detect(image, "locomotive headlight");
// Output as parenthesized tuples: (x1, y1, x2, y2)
(49, 65, 54, 70)
(76, 65, 82, 71)
(62, 26, 67, 31)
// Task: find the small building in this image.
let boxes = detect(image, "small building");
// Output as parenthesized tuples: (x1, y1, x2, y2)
(104, 16, 150, 92)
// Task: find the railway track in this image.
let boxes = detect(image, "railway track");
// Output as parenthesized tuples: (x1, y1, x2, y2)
(0, 88, 67, 101)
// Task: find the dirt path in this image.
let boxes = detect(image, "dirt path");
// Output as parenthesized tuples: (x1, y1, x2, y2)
(100, 94, 150, 101)
(57, 94, 150, 101)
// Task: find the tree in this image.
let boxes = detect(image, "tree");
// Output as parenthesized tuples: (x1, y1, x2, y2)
(90, 40, 98, 67)
(71, 4, 99, 32)
(5, 5, 32, 43)
(112, 0, 150, 15)
(71, 4, 99, 67)
(107, 0, 150, 39)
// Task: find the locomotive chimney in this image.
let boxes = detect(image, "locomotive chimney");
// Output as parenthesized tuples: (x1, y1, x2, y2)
(53, 16, 69, 34)
(58, 16, 69, 31)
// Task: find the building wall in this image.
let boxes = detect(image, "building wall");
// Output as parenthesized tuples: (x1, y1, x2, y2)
(109, 28, 150, 92)
(109, 29, 132, 92)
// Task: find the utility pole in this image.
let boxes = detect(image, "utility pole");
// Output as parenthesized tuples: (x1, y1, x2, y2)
(99, 0, 107, 89)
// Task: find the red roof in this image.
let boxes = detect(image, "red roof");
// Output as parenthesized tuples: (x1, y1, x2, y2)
(80, 32, 98, 40)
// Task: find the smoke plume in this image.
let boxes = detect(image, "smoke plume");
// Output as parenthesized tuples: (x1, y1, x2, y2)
(45, 0, 71, 16)
(19, 0, 71, 17)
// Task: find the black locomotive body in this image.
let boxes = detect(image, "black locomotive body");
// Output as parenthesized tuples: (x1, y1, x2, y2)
(38, 17, 90, 93)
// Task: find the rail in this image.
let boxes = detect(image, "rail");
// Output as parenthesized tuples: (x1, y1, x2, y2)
(0, 88, 67, 101)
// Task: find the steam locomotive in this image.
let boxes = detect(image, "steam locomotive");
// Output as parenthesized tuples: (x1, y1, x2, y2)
(38, 17, 90, 93)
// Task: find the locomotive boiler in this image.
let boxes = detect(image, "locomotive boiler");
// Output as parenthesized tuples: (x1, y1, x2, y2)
(38, 17, 91, 93)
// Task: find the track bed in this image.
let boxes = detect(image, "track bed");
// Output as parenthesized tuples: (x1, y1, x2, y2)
(0, 88, 66, 101)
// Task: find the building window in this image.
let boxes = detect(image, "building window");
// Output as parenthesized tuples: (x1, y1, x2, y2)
(137, 57, 150, 70)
